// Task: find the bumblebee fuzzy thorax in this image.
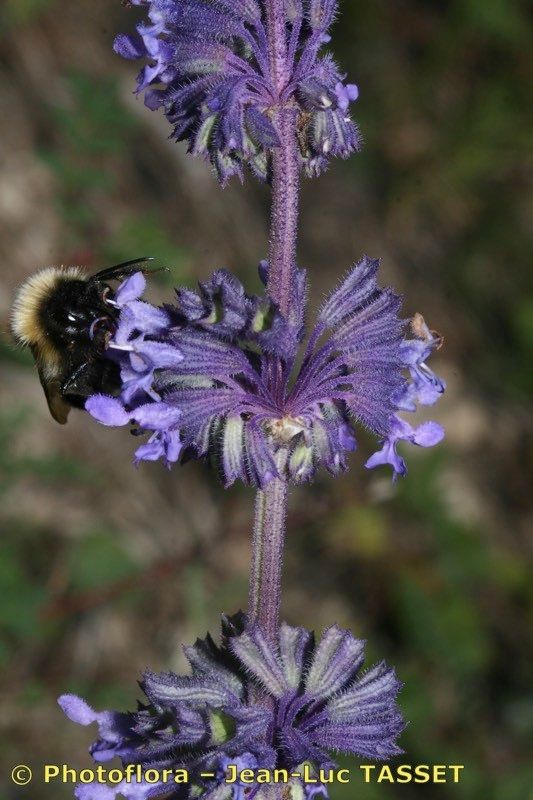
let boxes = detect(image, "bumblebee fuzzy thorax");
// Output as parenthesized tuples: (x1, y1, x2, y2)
(11, 267, 86, 369)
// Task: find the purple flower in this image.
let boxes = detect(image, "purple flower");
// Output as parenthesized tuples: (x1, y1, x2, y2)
(365, 418, 444, 478)
(86, 396, 182, 467)
(86, 261, 445, 484)
(114, 0, 360, 182)
(59, 614, 403, 799)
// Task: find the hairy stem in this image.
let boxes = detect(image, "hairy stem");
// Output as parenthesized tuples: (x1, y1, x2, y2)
(249, 473, 289, 643)
(267, 106, 300, 316)
(265, 0, 288, 95)
(248, 5, 300, 649)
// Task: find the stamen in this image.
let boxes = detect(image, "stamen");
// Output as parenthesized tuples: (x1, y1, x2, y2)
(266, 416, 307, 444)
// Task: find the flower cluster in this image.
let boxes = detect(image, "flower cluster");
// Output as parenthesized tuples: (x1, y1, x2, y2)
(114, 0, 360, 182)
(87, 258, 445, 486)
(59, 614, 404, 800)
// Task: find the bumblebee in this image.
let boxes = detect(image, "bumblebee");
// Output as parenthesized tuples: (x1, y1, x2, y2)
(11, 257, 153, 424)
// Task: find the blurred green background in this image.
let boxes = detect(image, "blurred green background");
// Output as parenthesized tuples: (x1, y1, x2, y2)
(0, 1, 531, 798)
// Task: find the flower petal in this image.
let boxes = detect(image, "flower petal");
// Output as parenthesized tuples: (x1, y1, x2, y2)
(85, 396, 130, 426)
(132, 402, 181, 431)
(412, 421, 445, 447)
(58, 695, 97, 726)
(114, 272, 146, 305)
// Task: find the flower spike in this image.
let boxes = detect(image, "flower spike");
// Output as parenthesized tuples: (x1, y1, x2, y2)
(85, 260, 445, 485)
(60, 615, 404, 799)
(114, 0, 361, 182)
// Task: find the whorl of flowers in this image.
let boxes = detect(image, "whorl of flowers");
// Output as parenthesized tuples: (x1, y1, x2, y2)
(114, 0, 360, 182)
(86, 259, 445, 487)
(59, 614, 404, 800)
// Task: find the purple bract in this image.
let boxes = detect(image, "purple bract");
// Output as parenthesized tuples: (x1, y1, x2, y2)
(59, 614, 404, 799)
(113, 0, 360, 182)
(86, 259, 445, 486)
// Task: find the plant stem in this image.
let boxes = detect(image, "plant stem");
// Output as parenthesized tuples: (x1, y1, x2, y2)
(267, 106, 300, 317)
(248, 3, 300, 645)
(249, 472, 289, 644)
(265, 0, 288, 97)
(264, 0, 299, 317)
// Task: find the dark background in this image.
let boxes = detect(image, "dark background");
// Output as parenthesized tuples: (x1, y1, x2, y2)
(0, 1, 531, 798)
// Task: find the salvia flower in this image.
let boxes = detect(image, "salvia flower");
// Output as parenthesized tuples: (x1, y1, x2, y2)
(114, 0, 360, 182)
(59, 613, 404, 799)
(86, 257, 445, 486)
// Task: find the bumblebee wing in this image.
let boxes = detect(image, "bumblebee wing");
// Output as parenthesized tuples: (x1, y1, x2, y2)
(91, 257, 156, 283)
(62, 358, 120, 401)
(36, 366, 71, 424)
